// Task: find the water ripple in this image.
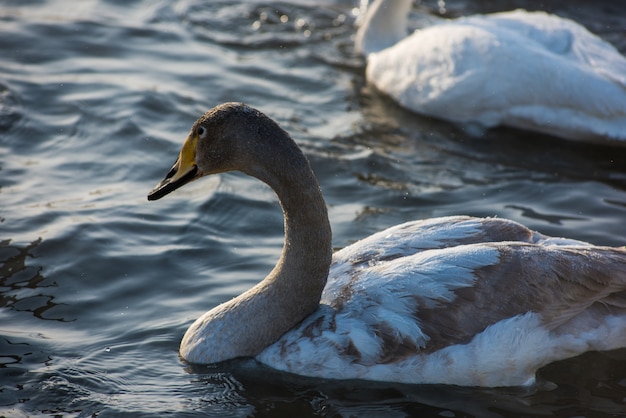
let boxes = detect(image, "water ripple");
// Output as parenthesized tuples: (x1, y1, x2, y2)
(1, 0, 625, 416)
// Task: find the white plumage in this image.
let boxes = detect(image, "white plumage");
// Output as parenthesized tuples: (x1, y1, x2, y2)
(356, 0, 626, 142)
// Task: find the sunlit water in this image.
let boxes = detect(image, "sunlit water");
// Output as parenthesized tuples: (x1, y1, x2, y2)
(1, 0, 626, 416)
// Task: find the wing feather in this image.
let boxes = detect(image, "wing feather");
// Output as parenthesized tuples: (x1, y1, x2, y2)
(258, 217, 626, 382)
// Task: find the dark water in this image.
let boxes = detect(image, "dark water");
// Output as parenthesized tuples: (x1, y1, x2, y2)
(2, 0, 626, 416)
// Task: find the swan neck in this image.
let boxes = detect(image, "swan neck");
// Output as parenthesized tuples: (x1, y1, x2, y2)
(246, 141, 333, 347)
(180, 112, 333, 365)
(268, 157, 333, 297)
(356, 0, 412, 55)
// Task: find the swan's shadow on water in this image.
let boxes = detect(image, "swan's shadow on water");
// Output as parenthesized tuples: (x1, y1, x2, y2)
(183, 350, 626, 417)
(185, 359, 535, 417)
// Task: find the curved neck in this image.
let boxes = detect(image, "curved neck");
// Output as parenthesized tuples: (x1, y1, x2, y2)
(355, 0, 412, 56)
(263, 152, 333, 304)
(180, 134, 333, 364)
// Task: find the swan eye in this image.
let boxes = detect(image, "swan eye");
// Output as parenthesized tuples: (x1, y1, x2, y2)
(197, 126, 206, 138)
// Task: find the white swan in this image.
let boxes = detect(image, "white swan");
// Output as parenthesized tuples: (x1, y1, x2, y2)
(355, 0, 626, 143)
(148, 103, 626, 386)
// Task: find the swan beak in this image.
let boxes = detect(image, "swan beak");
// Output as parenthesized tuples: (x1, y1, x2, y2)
(148, 133, 199, 201)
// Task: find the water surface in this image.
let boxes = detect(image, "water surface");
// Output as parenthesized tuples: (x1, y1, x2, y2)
(1, 0, 626, 416)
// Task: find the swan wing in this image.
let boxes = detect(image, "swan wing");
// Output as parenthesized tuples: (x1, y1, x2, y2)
(258, 217, 626, 385)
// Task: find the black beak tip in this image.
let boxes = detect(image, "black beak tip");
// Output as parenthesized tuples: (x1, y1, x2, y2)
(147, 190, 162, 201)
(147, 181, 170, 201)
(147, 160, 179, 201)
(147, 165, 198, 202)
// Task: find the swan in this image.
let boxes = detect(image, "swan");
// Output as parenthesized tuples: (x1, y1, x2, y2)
(355, 0, 626, 143)
(148, 103, 626, 386)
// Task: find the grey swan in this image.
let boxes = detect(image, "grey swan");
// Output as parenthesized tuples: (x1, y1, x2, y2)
(148, 102, 626, 386)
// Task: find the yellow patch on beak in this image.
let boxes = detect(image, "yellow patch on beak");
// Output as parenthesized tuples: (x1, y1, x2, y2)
(170, 133, 198, 184)
(147, 133, 200, 201)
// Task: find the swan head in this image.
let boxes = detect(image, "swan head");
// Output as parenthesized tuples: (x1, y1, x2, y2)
(148, 102, 287, 201)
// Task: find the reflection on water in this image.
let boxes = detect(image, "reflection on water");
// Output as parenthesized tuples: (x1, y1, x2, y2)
(0, 238, 68, 322)
(503, 205, 587, 225)
(1, 0, 626, 416)
(0, 83, 21, 131)
(183, 354, 626, 417)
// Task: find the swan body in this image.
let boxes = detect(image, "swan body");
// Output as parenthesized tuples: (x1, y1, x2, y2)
(148, 103, 626, 386)
(356, 0, 626, 142)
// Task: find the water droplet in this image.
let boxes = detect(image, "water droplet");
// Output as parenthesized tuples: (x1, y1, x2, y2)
(295, 18, 306, 29)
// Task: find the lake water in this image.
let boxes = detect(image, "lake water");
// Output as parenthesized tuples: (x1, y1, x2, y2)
(2, 0, 626, 416)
